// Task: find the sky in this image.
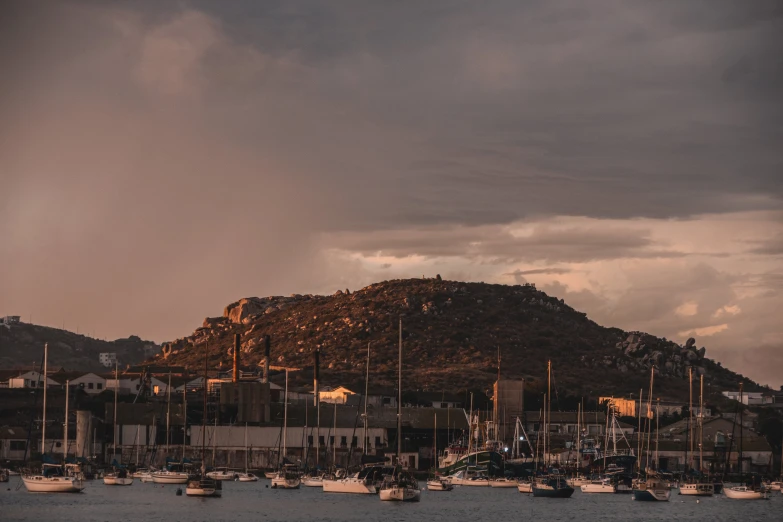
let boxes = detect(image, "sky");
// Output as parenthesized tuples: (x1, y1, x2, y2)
(1, 1, 781, 386)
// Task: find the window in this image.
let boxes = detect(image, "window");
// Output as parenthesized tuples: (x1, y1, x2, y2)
(308, 436, 313, 446)
(329, 436, 334, 446)
(383, 397, 391, 405)
(88, 382, 94, 389)
(440, 402, 448, 408)
(30, 381, 36, 388)
(153, 385, 160, 395)
(375, 436, 382, 447)
(341, 436, 347, 447)
(136, 384, 140, 390)
(318, 436, 325, 445)
(97, 383, 103, 390)
(352, 436, 357, 447)
(10, 441, 26, 451)
(567, 425, 576, 434)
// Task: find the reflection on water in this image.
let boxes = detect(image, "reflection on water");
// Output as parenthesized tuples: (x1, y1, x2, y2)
(2, 477, 779, 522)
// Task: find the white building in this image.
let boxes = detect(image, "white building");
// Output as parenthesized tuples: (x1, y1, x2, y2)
(722, 391, 775, 406)
(66, 373, 106, 394)
(99, 353, 117, 367)
(8, 371, 59, 389)
(319, 386, 356, 404)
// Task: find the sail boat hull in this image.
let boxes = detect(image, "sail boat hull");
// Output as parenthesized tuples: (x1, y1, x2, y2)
(22, 476, 85, 493)
(379, 485, 421, 501)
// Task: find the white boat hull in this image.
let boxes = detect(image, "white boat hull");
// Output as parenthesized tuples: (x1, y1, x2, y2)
(302, 477, 324, 487)
(724, 487, 767, 500)
(271, 477, 301, 489)
(264, 471, 277, 479)
(22, 476, 85, 493)
(322, 478, 376, 494)
(237, 473, 258, 482)
(568, 478, 591, 487)
(379, 486, 421, 502)
(104, 476, 134, 486)
(151, 472, 190, 484)
(490, 479, 518, 488)
(206, 471, 237, 481)
(426, 479, 454, 491)
(581, 483, 615, 493)
(517, 482, 533, 493)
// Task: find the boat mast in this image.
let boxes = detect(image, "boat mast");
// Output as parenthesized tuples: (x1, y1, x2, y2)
(332, 401, 337, 468)
(314, 349, 320, 469)
(212, 415, 217, 467)
(654, 399, 660, 471)
(182, 377, 187, 462)
(397, 318, 402, 464)
(244, 423, 249, 474)
(434, 412, 437, 474)
(201, 342, 208, 475)
(166, 372, 171, 453)
(738, 382, 743, 475)
(63, 379, 69, 460)
(546, 360, 551, 469)
(113, 361, 118, 465)
(364, 342, 370, 454)
(636, 388, 643, 472)
(699, 374, 704, 474)
(42, 342, 48, 456)
(283, 369, 289, 461)
(645, 368, 654, 472)
(688, 366, 693, 472)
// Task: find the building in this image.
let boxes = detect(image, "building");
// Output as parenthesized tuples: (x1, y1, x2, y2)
(600, 396, 691, 418)
(0, 427, 29, 461)
(653, 416, 773, 474)
(318, 386, 357, 404)
(493, 379, 525, 442)
(524, 411, 635, 437)
(51, 372, 106, 394)
(722, 391, 775, 406)
(1, 315, 21, 326)
(8, 370, 59, 389)
(99, 353, 117, 368)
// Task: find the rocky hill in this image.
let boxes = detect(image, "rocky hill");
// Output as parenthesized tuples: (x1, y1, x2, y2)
(0, 321, 159, 372)
(153, 278, 762, 401)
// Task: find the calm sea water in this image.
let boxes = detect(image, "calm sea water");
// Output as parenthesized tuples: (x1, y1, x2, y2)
(1, 477, 780, 522)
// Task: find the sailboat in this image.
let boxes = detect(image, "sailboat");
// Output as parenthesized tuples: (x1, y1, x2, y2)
(153, 380, 190, 484)
(427, 413, 454, 491)
(632, 368, 671, 501)
(679, 369, 712, 496)
(531, 361, 574, 499)
(271, 368, 301, 489)
(104, 363, 133, 486)
(186, 342, 222, 497)
(236, 423, 258, 481)
(22, 344, 86, 493)
(379, 318, 421, 502)
(723, 383, 767, 500)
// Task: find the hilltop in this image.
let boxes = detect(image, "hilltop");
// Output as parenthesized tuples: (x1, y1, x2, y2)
(0, 321, 159, 372)
(153, 278, 761, 401)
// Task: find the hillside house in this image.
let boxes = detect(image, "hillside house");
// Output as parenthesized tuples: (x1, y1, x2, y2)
(51, 372, 106, 394)
(99, 352, 117, 367)
(8, 371, 59, 389)
(722, 391, 775, 406)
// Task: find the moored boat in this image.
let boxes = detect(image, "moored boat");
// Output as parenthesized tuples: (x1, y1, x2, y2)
(632, 477, 671, 501)
(104, 468, 133, 486)
(532, 475, 575, 498)
(270, 464, 301, 489)
(186, 475, 222, 497)
(379, 468, 420, 502)
(581, 478, 616, 493)
(426, 477, 454, 491)
(490, 477, 518, 488)
(678, 482, 712, 496)
(517, 480, 533, 494)
(22, 464, 85, 493)
(723, 485, 767, 500)
(301, 474, 324, 487)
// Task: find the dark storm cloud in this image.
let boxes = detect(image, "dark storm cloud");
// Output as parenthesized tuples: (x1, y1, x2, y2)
(0, 0, 781, 370)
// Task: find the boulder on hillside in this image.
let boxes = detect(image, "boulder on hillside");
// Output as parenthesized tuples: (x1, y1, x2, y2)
(224, 298, 267, 324)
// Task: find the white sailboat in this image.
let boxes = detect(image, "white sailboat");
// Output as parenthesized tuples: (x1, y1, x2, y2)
(235, 423, 258, 481)
(186, 342, 222, 497)
(105, 363, 133, 486)
(379, 319, 421, 502)
(581, 478, 616, 493)
(427, 413, 454, 491)
(679, 368, 711, 497)
(271, 369, 301, 489)
(724, 485, 768, 500)
(22, 344, 85, 493)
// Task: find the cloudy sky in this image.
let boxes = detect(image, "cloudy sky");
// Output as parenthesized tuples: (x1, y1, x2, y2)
(1, 1, 781, 386)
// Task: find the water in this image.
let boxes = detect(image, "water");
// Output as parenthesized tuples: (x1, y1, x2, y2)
(1, 478, 779, 522)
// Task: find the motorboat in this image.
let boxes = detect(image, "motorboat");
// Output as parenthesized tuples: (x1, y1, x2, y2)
(186, 475, 222, 497)
(448, 469, 490, 486)
(765, 481, 781, 491)
(22, 464, 86, 493)
(104, 468, 134, 486)
(581, 478, 616, 493)
(151, 465, 190, 484)
(264, 470, 277, 479)
(323, 465, 392, 494)
(379, 470, 421, 502)
(532, 475, 575, 498)
(632, 477, 671, 501)
(517, 480, 533, 494)
(301, 474, 324, 487)
(236, 472, 259, 482)
(206, 468, 238, 481)
(270, 464, 301, 489)
(426, 477, 454, 491)
(490, 477, 519, 488)
(678, 482, 713, 496)
(723, 485, 768, 500)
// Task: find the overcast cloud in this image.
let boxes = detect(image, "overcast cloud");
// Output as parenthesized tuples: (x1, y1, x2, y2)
(0, 1, 781, 385)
